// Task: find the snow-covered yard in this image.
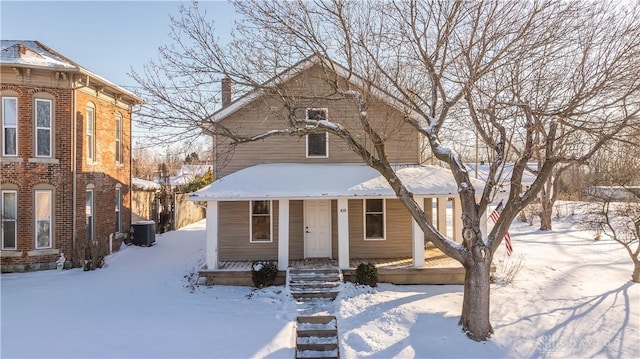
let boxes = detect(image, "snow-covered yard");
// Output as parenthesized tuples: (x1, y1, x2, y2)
(2, 207, 638, 358)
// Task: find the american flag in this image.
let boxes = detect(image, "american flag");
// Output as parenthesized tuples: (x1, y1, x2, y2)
(489, 201, 513, 256)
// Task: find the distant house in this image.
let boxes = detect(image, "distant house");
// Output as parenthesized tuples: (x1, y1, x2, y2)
(189, 56, 484, 282)
(466, 163, 538, 202)
(165, 164, 213, 189)
(1, 40, 143, 272)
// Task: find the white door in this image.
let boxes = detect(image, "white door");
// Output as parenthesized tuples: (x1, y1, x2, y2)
(304, 200, 332, 258)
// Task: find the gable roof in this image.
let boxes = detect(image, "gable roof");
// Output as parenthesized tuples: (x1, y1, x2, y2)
(1, 40, 143, 104)
(189, 163, 484, 201)
(211, 55, 420, 123)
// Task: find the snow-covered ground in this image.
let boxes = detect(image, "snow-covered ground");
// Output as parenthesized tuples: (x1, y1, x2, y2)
(2, 205, 638, 358)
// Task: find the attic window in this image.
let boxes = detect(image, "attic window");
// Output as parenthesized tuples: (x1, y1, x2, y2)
(306, 108, 328, 158)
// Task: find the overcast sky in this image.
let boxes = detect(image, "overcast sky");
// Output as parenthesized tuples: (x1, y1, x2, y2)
(1, 0, 237, 92)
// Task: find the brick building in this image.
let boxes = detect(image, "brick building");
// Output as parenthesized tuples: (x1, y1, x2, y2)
(1, 40, 143, 272)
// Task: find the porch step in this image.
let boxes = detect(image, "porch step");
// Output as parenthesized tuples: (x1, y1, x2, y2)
(288, 267, 342, 301)
(295, 316, 339, 359)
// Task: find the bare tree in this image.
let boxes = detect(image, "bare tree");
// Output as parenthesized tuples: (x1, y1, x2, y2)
(132, 0, 640, 341)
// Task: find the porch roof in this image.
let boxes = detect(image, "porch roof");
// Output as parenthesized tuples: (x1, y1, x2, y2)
(189, 163, 484, 201)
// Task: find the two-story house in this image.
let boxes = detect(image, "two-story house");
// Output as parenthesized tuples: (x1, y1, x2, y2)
(1, 40, 143, 272)
(190, 56, 484, 284)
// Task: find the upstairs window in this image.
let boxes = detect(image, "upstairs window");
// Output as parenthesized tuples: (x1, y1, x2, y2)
(86, 105, 95, 162)
(2, 97, 18, 156)
(364, 199, 385, 240)
(1, 190, 17, 250)
(35, 99, 52, 157)
(250, 200, 272, 242)
(115, 113, 122, 164)
(306, 108, 328, 158)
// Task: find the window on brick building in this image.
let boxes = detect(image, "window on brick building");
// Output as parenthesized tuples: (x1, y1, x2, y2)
(2, 97, 18, 156)
(305, 108, 329, 158)
(1, 190, 17, 250)
(250, 200, 272, 242)
(86, 104, 95, 162)
(35, 190, 52, 249)
(35, 99, 52, 157)
(115, 186, 122, 233)
(115, 113, 122, 164)
(86, 189, 94, 242)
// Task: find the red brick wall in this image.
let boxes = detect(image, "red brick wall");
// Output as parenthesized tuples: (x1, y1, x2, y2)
(1, 81, 133, 272)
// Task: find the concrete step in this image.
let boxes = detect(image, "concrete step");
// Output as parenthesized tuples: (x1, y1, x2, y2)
(295, 349, 338, 359)
(297, 335, 338, 351)
(290, 273, 341, 282)
(290, 282, 341, 290)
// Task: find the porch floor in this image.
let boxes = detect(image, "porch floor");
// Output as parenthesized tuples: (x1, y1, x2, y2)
(215, 245, 462, 271)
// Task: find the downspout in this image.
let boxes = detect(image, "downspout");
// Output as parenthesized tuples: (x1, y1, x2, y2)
(71, 74, 90, 265)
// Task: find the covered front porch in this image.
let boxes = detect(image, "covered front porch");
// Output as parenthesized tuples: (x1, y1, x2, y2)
(189, 163, 486, 285)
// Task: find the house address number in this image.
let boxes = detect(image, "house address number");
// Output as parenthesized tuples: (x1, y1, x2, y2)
(339, 208, 347, 213)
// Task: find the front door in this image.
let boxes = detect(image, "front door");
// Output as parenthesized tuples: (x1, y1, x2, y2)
(304, 200, 331, 258)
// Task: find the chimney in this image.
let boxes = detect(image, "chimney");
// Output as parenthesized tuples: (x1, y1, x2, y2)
(221, 77, 233, 108)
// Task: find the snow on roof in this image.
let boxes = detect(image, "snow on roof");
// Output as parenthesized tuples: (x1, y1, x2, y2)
(177, 164, 212, 177)
(1, 40, 76, 69)
(189, 163, 484, 201)
(1, 40, 142, 103)
(132, 177, 161, 191)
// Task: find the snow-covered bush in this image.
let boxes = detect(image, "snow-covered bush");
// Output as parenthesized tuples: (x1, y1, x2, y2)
(251, 260, 278, 288)
(355, 262, 378, 287)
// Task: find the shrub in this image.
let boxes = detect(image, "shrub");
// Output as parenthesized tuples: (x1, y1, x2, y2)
(355, 262, 378, 287)
(251, 260, 278, 288)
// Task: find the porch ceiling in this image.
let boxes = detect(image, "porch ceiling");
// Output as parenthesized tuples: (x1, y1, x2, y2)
(189, 163, 484, 201)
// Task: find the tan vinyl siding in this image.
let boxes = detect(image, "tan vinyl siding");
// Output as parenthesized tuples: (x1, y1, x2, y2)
(289, 200, 304, 259)
(215, 64, 420, 178)
(348, 199, 413, 258)
(218, 201, 279, 260)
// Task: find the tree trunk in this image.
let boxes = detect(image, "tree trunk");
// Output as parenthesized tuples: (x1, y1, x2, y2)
(539, 198, 553, 230)
(459, 257, 494, 341)
(632, 260, 639, 283)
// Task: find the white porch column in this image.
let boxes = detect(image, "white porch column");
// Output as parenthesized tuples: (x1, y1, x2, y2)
(437, 197, 447, 237)
(205, 200, 219, 270)
(337, 198, 350, 269)
(453, 196, 463, 243)
(278, 200, 290, 271)
(412, 197, 425, 267)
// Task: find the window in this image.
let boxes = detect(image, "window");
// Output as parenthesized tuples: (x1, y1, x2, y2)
(35, 99, 52, 157)
(364, 199, 385, 240)
(2, 97, 18, 156)
(35, 190, 52, 248)
(250, 200, 272, 242)
(306, 108, 328, 158)
(86, 189, 94, 241)
(1, 190, 17, 249)
(86, 105, 95, 162)
(115, 113, 122, 164)
(115, 186, 121, 233)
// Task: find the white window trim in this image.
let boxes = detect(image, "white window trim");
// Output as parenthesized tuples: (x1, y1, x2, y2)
(249, 200, 273, 243)
(363, 198, 386, 241)
(34, 189, 53, 249)
(86, 105, 95, 163)
(86, 189, 94, 241)
(115, 113, 123, 164)
(1, 190, 18, 250)
(2, 97, 18, 157)
(305, 108, 329, 158)
(35, 99, 52, 158)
